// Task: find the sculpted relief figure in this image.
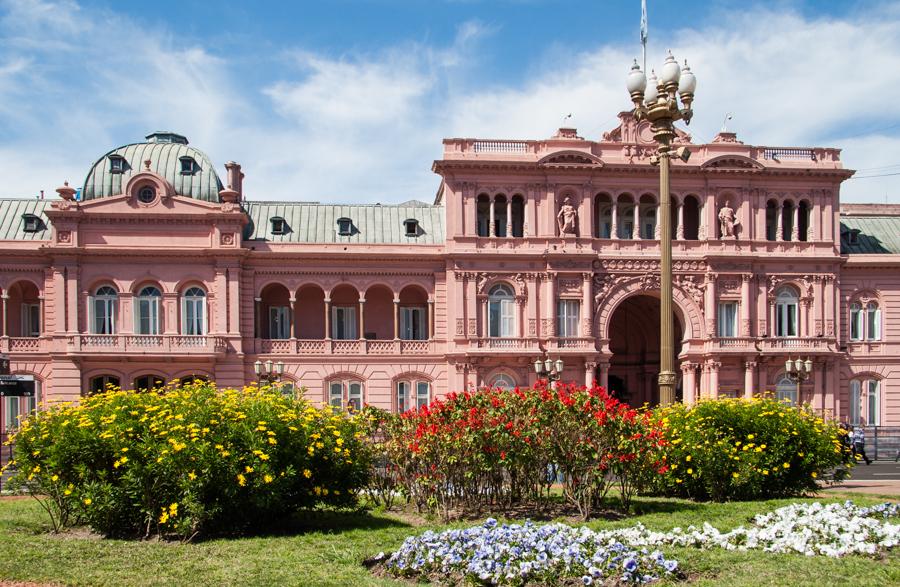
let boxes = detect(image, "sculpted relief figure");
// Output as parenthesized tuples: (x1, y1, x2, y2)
(718, 200, 737, 239)
(557, 197, 578, 236)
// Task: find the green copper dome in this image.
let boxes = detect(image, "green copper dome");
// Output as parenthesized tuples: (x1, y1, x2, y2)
(82, 132, 223, 202)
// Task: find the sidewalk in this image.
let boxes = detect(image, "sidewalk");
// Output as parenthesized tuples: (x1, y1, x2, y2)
(821, 460, 900, 497)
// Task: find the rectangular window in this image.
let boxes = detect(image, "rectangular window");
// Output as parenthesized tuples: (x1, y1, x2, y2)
(183, 300, 205, 335)
(850, 380, 861, 426)
(332, 306, 357, 340)
(348, 382, 363, 411)
(776, 302, 797, 337)
(488, 299, 515, 337)
(137, 298, 159, 335)
(268, 306, 290, 339)
(21, 303, 40, 337)
(867, 380, 880, 426)
(400, 307, 426, 340)
(867, 306, 881, 341)
(416, 381, 430, 409)
(557, 300, 581, 338)
(850, 305, 862, 340)
(4, 396, 20, 430)
(717, 302, 738, 338)
(396, 381, 409, 413)
(329, 382, 343, 408)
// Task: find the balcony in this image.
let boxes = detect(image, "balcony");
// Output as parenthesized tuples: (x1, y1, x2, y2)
(69, 334, 228, 355)
(707, 337, 756, 352)
(474, 337, 541, 351)
(758, 337, 834, 353)
(0, 337, 49, 353)
(548, 337, 597, 351)
(256, 339, 438, 356)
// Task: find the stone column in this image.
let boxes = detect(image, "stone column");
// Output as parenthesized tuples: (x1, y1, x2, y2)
(776, 203, 784, 241)
(38, 295, 45, 336)
(633, 201, 641, 239)
(758, 361, 769, 395)
(704, 273, 717, 337)
(254, 297, 261, 338)
(0, 293, 7, 337)
(610, 201, 618, 239)
(599, 359, 610, 390)
(393, 297, 400, 340)
(584, 361, 596, 387)
(814, 360, 825, 413)
(581, 186, 593, 238)
(427, 298, 434, 339)
(813, 277, 824, 336)
(792, 204, 800, 241)
(676, 203, 684, 240)
(489, 194, 496, 237)
(324, 297, 331, 339)
(290, 296, 298, 339)
(479, 294, 488, 337)
(65, 266, 79, 334)
(654, 204, 661, 240)
(505, 197, 512, 237)
(708, 360, 720, 399)
(800, 299, 810, 337)
(581, 272, 592, 337)
(358, 298, 365, 340)
(544, 273, 556, 337)
(682, 361, 697, 405)
(744, 360, 757, 399)
(740, 274, 752, 336)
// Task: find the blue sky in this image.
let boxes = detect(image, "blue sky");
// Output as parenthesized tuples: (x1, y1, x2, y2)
(1, 0, 899, 202)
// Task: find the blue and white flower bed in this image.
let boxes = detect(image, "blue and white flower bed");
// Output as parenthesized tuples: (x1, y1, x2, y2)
(376, 502, 898, 585)
(383, 518, 679, 585)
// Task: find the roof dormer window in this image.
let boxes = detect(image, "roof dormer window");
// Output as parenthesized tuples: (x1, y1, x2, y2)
(270, 216, 287, 235)
(848, 229, 861, 245)
(404, 218, 419, 237)
(179, 156, 197, 175)
(22, 213, 44, 233)
(109, 155, 127, 174)
(137, 185, 156, 204)
(337, 217, 353, 236)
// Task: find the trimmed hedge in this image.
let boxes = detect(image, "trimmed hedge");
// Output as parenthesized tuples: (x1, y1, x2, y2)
(7, 382, 371, 538)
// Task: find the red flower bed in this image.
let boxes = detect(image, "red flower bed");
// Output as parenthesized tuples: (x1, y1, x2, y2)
(366, 381, 667, 520)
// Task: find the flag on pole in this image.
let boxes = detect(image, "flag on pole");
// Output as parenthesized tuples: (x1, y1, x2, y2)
(640, 0, 648, 44)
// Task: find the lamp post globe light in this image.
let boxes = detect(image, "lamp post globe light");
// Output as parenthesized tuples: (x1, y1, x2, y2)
(626, 51, 697, 407)
(254, 359, 284, 386)
(534, 355, 565, 386)
(785, 357, 813, 401)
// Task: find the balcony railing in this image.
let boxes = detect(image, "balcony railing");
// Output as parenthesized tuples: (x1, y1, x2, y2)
(0, 337, 48, 353)
(69, 334, 228, 354)
(758, 337, 832, 352)
(708, 337, 756, 351)
(549, 337, 597, 350)
(256, 338, 436, 355)
(474, 337, 540, 351)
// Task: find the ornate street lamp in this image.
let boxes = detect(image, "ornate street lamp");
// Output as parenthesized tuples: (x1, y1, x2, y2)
(534, 356, 565, 386)
(254, 359, 284, 386)
(785, 357, 813, 401)
(626, 51, 697, 406)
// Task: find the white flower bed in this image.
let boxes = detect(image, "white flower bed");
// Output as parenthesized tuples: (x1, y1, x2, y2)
(596, 501, 900, 558)
(379, 502, 898, 585)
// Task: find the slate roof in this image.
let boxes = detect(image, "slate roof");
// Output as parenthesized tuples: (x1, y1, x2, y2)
(840, 216, 900, 254)
(243, 200, 445, 244)
(0, 199, 52, 241)
(82, 132, 223, 202)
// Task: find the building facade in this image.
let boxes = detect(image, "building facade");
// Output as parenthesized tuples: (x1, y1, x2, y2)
(1, 116, 898, 430)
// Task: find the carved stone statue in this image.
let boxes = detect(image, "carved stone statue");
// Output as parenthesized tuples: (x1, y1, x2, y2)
(718, 200, 737, 239)
(557, 197, 578, 236)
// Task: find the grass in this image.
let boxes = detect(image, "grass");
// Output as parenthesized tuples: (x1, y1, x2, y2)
(0, 495, 898, 586)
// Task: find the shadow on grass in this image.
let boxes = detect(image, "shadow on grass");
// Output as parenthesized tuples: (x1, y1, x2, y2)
(192, 508, 412, 542)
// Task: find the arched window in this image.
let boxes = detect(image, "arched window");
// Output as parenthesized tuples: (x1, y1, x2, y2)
(850, 300, 881, 341)
(488, 284, 516, 337)
(181, 287, 207, 335)
(775, 375, 797, 406)
(494, 195, 508, 237)
(682, 195, 700, 240)
(618, 205, 635, 239)
(781, 201, 794, 241)
(395, 379, 431, 413)
(598, 206, 612, 238)
(850, 379, 881, 426)
(328, 379, 364, 411)
(89, 375, 120, 395)
(642, 205, 656, 239)
(765, 200, 778, 241)
(133, 374, 165, 391)
(276, 379, 296, 398)
(3, 377, 40, 431)
(135, 286, 162, 335)
(775, 287, 798, 337)
(866, 302, 881, 341)
(90, 286, 118, 334)
(491, 374, 516, 390)
(476, 194, 491, 237)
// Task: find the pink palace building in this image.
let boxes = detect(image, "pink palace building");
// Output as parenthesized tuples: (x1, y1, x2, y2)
(1, 114, 899, 433)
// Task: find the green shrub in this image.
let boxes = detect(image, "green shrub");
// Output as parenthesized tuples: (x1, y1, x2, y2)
(653, 396, 853, 501)
(6, 382, 371, 538)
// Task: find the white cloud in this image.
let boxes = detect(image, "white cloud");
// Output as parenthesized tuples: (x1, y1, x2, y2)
(0, 2, 898, 203)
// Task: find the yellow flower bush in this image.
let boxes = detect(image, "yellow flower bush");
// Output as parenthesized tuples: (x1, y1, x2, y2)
(652, 395, 853, 502)
(7, 381, 371, 538)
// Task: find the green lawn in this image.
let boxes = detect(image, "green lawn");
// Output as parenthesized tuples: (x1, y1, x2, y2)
(0, 495, 898, 586)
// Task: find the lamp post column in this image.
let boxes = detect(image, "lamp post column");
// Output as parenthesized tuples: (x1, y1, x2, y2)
(657, 139, 676, 406)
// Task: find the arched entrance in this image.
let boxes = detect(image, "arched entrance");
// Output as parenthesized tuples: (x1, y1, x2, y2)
(606, 294, 683, 406)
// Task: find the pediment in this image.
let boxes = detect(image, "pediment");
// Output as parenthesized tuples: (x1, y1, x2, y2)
(700, 154, 764, 171)
(537, 150, 603, 168)
(52, 193, 227, 216)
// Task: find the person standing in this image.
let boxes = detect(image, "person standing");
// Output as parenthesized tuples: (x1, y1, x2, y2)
(852, 426, 873, 465)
